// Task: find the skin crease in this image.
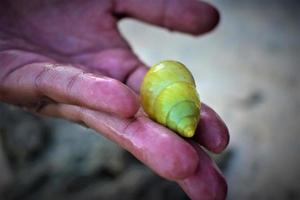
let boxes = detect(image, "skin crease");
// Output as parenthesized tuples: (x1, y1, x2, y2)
(0, 0, 229, 199)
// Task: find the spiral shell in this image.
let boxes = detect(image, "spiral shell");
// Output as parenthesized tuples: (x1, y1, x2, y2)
(140, 60, 201, 137)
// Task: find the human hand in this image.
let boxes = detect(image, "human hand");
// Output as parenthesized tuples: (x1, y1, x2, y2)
(0, 0, 229, 199)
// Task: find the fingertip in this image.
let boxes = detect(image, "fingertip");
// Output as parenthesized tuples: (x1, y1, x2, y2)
(185, 1, 220, 35)
(126, 65, 148, 93)
(116, 85, 140, 118)
(212, 118, 229, 154)
(158, 139, 199, 180)
(194, 104, 229, 153)
(164, 139, 199, 180)
(168, 0, 220, 35)
(196, 1, 220, 34)
(94, 78, 139, 118)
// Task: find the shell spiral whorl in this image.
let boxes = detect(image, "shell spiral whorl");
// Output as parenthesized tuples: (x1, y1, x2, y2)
(140, 60, 201, 137)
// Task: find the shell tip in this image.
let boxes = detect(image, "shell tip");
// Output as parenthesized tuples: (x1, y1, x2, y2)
(183, 126, 196, 138)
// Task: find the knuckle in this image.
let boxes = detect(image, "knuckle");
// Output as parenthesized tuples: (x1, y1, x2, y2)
(66, 72, 83, 94)
(34, 63, 54, 92)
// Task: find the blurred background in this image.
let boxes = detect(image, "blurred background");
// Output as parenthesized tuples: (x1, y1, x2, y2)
(0, 0, 300, 199)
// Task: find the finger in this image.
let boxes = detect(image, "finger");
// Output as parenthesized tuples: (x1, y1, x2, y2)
(115, 0, 220, 35)
(126, 64, 148, 93)
(194, 104, 229, 153)
(1, 60, 139, 117)
(178, 143, 227, 200)
(39, 103, 199, 180)
(70, 48, 148, 93)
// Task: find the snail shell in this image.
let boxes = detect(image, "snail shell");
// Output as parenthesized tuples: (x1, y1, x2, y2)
(140, 60, 201, 137)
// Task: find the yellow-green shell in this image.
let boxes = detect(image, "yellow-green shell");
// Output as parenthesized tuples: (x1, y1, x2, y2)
(140, 60, 201, 137)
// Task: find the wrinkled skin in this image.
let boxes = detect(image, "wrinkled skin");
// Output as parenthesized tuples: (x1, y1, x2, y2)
(0, 0, 229, 199)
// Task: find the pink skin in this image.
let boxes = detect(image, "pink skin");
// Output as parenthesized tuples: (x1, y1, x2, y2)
(194, 105, 230, 154)
(0, 0, 229, 199)
(178, 143, 228, 200)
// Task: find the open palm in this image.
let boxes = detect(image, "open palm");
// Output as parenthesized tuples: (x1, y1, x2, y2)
(0, 0, 229, 199)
